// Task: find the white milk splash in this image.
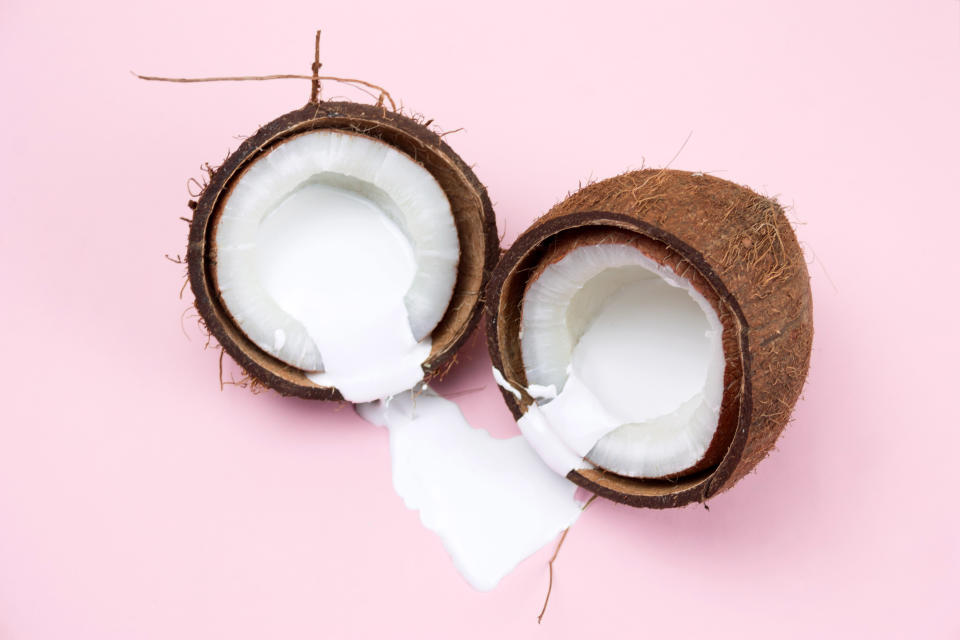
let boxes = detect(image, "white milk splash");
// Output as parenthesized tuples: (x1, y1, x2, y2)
(357, 388, 585, 591)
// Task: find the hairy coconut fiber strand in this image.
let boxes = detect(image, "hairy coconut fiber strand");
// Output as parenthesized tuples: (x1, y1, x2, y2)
(487, 170, 812, 508)
(189, 102, 499, 400)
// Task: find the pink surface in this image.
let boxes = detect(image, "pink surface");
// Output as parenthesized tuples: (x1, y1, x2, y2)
(1, 1, 958, 637)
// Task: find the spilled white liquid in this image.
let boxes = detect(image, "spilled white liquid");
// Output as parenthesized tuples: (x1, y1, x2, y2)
(257, 180, 585, 591)
(256, 181, 429, 401)
(511, 245, 725, 479)
(357, 388, 585, 591)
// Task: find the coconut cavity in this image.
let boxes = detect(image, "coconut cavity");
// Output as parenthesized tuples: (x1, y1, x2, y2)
(213, 130, 459, 402)
(517, 242, 725, 479)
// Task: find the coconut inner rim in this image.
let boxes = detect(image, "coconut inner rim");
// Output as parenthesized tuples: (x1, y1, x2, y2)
(518, 243, 726, 479)
(212, 129, 460, 400)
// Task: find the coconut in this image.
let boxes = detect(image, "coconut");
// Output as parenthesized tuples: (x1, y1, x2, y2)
(486, 169, 812, 508)
(188, 101, 498, 400)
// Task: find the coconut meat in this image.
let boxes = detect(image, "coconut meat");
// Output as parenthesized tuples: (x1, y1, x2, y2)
(513, 244, 725, 478)
(214, 131, 459, 402)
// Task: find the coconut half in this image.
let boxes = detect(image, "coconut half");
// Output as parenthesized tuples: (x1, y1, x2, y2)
(487, 170, 812, 508)
(189, 102, 499, 400)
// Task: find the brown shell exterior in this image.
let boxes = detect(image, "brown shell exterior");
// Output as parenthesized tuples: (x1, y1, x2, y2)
(188, 102, 499, 399)
(486, 169, 813, 508)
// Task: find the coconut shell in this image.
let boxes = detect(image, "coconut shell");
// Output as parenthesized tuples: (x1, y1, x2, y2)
(486, 169, 813, 508)
(188, 102, 499, 399)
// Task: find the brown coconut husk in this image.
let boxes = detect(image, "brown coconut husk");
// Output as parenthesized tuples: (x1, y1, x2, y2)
(486, 169, 812, 508)
(189, 101, 499, 399)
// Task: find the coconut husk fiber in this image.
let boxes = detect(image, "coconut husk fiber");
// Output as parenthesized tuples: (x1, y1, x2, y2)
(188, 102, 499, 399)
(486, 169, 813, 508)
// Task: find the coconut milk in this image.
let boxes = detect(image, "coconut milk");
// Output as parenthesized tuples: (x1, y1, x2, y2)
(259, 184, 585, 590)
(357, 389, 585, 591)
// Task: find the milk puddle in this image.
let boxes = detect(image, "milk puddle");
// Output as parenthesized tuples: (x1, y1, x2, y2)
(357, 387, 586, 591)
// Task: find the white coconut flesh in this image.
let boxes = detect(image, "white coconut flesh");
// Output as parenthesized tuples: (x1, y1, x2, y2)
(214, 130, 460, 402)
(515, 243, 726, 479)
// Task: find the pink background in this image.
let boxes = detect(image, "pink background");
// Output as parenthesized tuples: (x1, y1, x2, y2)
(1, 1, 958, 637)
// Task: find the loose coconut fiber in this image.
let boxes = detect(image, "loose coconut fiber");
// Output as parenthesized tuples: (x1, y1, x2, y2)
(188, 102, 499, 399)
(487, 169, 813, 508)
